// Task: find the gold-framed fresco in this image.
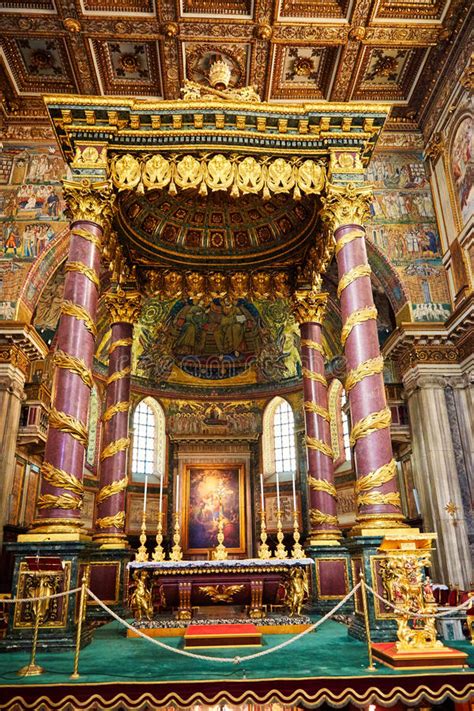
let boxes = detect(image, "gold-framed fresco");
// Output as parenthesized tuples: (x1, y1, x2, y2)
(182, 463, 246, 556)
(126, 493, 168, 535)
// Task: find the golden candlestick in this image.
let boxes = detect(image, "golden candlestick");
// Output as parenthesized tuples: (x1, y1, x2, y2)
(275, 508, 288, 559)
(213, 511, 228, 560)
(291, 510, 305, 559)
(152, 511, 165, 562)
(169, 511, 183, 561)
(135, 510, 149, 562)
(258, 509, 272, 559)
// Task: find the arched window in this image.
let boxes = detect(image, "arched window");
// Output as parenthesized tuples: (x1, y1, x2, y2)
(328, 379, 352, 470)
(131, 397, 166, 482)
(262, 396, 296, 480)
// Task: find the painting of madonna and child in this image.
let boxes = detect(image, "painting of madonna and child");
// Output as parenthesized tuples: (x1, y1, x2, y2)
(182, 464, 246, 557)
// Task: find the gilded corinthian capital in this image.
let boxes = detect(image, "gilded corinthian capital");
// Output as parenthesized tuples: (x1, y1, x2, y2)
(63, 179, 115, 231)
(104, 289, 142, 325)
(319, 182, 373, 232)
(292, 289, 328, 325)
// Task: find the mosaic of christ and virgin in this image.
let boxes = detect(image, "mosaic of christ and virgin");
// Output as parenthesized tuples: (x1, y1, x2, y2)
(135, 295, 302, 384)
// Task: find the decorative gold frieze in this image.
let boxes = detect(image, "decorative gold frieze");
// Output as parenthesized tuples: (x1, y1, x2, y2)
(104, 289, 142, 325)
(319, 182, 373, 232)
(63, 179, 115, 231)
(292, 289, 328, 325)
(111, 152, 325, 201)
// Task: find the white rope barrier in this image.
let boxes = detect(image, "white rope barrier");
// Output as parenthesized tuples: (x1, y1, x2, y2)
(1, 587, 81, 604)
(364, 582, 474, 618)
(86, 582, 361, 665)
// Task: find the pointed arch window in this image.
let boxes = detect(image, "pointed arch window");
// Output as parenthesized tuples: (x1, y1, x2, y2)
(262, 396, 297, 479)
(131, 397, 166, 482)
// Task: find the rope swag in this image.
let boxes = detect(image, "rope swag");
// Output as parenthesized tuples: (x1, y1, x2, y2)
(337, 264, 372, 299)
(65, 261, 100, 289)
(72, 227, 102, 250)
(345, 355, 384, 393)
(103, 400, 129, 422)
(306, 435, 333, 458)
(96, 512, 125, 529)
(107, 366, 132, 386)
(304, 401, 330, 422)
(100, 437, 130, 461)
(308, 476, 337, 498)
(341, 305, 378, 347)
(300, 338, 325, 356)
(355, 458, 397, 495)
(350, 406, 391, 446)
(41, 460, 83, 495)
(97, 476, 129, 504)
(109, 338, 133, 355)
(61, 300, 97, 338)
(310, 509, 338, 527)
(302, 367, 327, 387)
(49, 407, 88, 446)
(37, 493, 82, 510)
(357, 491, 401, 507)
(53, 350, 93, 389)
(335, 229, 364, 256)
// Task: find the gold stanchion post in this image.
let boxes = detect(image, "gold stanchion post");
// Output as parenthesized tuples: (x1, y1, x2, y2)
(70, 573, 87, 680)
(360, 571, 376, 671)
(17, 597, 44, 677)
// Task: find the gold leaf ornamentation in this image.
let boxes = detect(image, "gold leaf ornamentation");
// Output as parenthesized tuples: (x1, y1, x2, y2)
(109, 338, 133, 355)
(37, 493, 82, 510)
(337, 264, 372, 299)
(341, 305, 377, 347)
(310, 509, 338, 526)
(106, 367, 132, 386)
(357, 491, 401, 507)
(319, 182, 373, 232)
(63, 179, 114, 231)
(335, 229, 364, 256)
(345, 356, 384, 392)
(304, 401, 330, 422)
(302, 367, 327, 387)
(306, 436, 333, 458)
(300, 338, 325, 356)
(103, 400, 130, 422)
(96, 511, 125, 529)
(97, 476, 129, 504)
(49, 407, 88, 446)
(104, 290, 142, 325)
(110, 154, 142, 191)
(71, 227, 102, 251)
(41, 460, 83, 495)
(355, 459, 397, 495)
(53, 350, 93, 389)
(100, 437, 130, 461)
(65, 261, 100, 289)
(142, 154, 172, 190)
(292, 290, 327, 325)
(350, 406, 392, 446)
(308, 476, 337, 497)
(61, 300, 97, 338)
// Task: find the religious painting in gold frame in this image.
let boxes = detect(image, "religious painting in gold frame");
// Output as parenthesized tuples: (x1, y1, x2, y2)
(182, 463, 246, 556)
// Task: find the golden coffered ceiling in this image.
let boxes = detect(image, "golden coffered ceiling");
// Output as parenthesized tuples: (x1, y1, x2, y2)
(0, 0, 472, 135)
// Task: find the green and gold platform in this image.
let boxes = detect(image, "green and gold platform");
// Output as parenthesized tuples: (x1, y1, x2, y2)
(0, 619, 472, 709)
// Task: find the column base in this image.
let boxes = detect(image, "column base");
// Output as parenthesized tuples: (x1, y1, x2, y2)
(305, 544, 353, 615)
(20, 518, 90, 543)
(349, 515, 409, 538)
(307, 528, 342, 547)
(92, 532, 130, 549)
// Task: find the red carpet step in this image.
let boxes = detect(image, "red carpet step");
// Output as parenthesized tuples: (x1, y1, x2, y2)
(184, 623, 262, 649)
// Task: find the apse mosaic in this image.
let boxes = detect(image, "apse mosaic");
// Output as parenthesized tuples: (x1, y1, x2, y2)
(366, 150, 451, 321)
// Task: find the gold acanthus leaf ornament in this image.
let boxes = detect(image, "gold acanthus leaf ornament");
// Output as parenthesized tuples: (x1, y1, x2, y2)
(198, 584, 244, 603)
(97, 476, 129, 504)
(292, 290, 328, 325)
(319, 182, 373, 232)
(37, 493, 83, 510)
(111, 152, 325, 201)
(62, 179, 115, 232)
(96, 512, 126, 529)
(41, 460, 84, 496)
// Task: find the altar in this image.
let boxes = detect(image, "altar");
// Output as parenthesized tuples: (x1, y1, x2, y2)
(127, 558, 314, 622)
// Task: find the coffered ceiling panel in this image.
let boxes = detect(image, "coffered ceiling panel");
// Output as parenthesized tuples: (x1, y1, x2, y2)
(269, 45, 339, 100)
(0, 0, 470, 136)
(351, 46, 428, 102)
(90, 39, 164, 96)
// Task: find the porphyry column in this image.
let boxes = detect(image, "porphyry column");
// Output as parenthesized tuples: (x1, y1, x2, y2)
(31, 180, 114, 538)
(293, 289, 340, 545)
(320, 183, 405, 534)
(94, 289, 142, 548)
